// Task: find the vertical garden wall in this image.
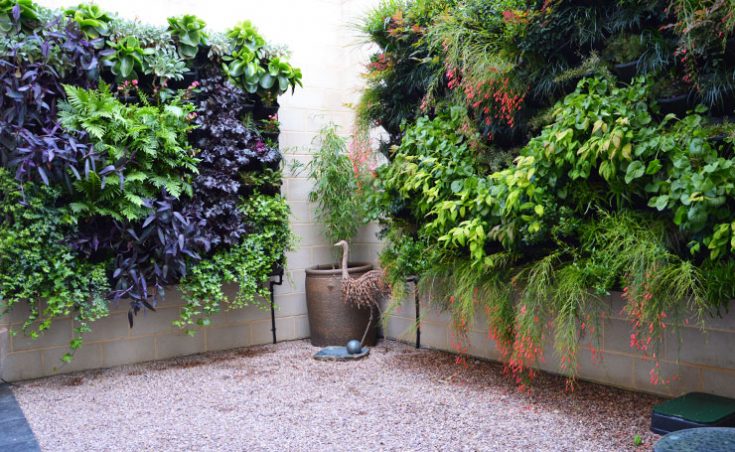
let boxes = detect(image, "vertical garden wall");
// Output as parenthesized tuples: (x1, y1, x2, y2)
(360, 0, 735, 394)
(0, 0, 383, 381)
(0, 0, 305, 378)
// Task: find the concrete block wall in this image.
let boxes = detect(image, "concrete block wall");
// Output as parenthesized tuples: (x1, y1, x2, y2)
(0, 287, 309, 381)
(386, 287, 735, 398)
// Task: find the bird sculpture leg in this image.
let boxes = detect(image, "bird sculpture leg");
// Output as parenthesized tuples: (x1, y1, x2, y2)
(359, 303, 374, 348)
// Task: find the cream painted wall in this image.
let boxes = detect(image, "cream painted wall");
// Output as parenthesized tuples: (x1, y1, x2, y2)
(35, 0, 383, 329)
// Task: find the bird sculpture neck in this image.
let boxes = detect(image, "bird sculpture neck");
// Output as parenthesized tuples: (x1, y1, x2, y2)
(340, 241, 349, 279)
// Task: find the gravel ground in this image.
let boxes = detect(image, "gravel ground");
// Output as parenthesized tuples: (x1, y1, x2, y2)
(13, 340, 660, 451)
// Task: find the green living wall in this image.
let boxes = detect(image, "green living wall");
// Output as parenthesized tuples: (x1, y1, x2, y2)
(360, 0, 735, 387)
(0, 1, 300, 360)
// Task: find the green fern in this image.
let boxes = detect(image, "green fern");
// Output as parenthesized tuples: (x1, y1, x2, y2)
(58, 84, 199, 220)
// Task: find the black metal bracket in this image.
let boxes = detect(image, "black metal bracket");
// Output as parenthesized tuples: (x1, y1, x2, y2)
(406, 276, 420, 349)
(268, 271, 284, 344)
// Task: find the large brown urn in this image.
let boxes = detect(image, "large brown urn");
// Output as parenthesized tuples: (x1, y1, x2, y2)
(305, 262, 379, 347)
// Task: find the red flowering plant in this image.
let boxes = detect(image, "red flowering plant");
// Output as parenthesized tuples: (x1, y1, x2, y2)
(504, 255, 557, 392)
(357, 1, 443, 142)
(347, 128, 380, 193)
(366, 52, 393, 75)
(115, 78, 138, 98)
(463, 71, 526, 141)
(448, 295, 471, 367)
(431, 1, 529, 143)
(443, 59, 526, 142)
(386, 9, 410, 39)
(620, 262, 703, 386)
(508, 301, 544, 392)
(668, 0, 735, 106)
(115, 77, 201, 106)
(670, 0, 735, 54)
(623, 282, 675, 386)
(260, 113, 280, 134)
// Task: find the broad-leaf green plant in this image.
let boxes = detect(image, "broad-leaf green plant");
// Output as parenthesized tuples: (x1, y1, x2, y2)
(103, 35, 153, 81)
(222, 20, 302, 101)
(0, 169, 109, 361)
(64, 3, 112, 47)
(0, 0, 38, 33)
(167, 14, 207, 59)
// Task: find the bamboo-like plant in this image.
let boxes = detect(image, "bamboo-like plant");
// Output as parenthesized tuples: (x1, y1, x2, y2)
(300, 124, 367, 248)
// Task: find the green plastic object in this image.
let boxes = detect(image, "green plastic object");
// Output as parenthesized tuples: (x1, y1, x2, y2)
(655, 393, 735, 424)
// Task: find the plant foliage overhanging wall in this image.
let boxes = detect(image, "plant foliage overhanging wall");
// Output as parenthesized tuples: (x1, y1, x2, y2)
(361, 0, 735, 387)
(0, 1, 301, 360)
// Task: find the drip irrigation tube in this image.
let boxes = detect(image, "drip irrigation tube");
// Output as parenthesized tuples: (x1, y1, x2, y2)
(406, 276, 420, 349)
(269, 271, 284, 344)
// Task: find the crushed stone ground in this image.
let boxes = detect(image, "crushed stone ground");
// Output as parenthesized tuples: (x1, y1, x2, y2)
(13, 339, 660, 451)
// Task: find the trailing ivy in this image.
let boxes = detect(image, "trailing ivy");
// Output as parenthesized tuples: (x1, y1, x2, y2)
(0, 168, 109, 360)
(179, 192, 292, 329)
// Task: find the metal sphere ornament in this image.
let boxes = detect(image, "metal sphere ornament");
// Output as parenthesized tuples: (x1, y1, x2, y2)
(346, 339, 362, 355)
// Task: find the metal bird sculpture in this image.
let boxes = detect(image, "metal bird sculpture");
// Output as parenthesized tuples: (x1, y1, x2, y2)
(334, 240, 391, 346)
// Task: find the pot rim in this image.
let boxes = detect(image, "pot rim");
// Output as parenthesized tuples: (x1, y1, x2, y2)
(613, 59, 639, 69)
(305, 262, 373, 276)
(657, 93, 691, 102)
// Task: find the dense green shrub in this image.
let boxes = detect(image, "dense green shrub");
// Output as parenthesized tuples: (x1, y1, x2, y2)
(179, 192, 292, 329)
(0, 169, 109, 361)
(167, 15, 207, 60)
(0, 1, 297, 357)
